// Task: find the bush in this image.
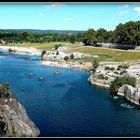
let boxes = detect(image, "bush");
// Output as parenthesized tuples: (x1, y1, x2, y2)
(64, 56, 69, 61)
(114, 71, 119, 75)
(91, 59, 99, 73)
(117, 64, 129, 70)
(92, 59, 99, 69)
(8, 49, 16, 53)
(70, 54, 74, 59)
(54, 44, 61, 50)
(120, 70, 126, 75)
(96, 74, 108, 80)
(110, 76, 136, 94)
(56, 50, 59, 55)
(0, 82, 10, 98)
(105, 66, 115, 71)
(41, 50, 46, 60)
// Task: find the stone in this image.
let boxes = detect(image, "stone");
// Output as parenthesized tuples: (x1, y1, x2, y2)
(117, 84, 140, 105)
(0, 92, 40, 137)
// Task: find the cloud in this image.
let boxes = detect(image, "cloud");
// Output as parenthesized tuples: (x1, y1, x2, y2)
(64, 18, 75, 21)
(119, 10, 129, 16)
(50, 2, 64, 8)
(45, 2, 65, 10)
(118, 4, 129, 10)
(134, 7, 140, 15)
(123, 4, 129, 8)
(38, 13, 44, 16)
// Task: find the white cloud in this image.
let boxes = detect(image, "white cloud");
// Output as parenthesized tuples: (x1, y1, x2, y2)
(45, 2, 65, 10)
(64, 18, 75, 21)
(134, 7, 140, 15)
(38, 13, 44, 16)
(123, 4, 129, 8)
(119, 10, 129, 16)
(50, 2, 64, 8)
(118, 4, 129, 10)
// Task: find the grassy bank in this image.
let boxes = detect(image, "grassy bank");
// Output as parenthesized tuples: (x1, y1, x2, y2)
(2, 42, 140, 62)
(4, 42, 70, 51)
(66, 45, 140, 62)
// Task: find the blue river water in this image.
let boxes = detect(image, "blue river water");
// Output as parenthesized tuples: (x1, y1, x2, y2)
(0, 50, 140, 137)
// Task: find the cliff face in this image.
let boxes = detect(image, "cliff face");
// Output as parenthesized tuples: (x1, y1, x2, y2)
(0, 94, 40, 137)
(117, 84, 140, 106)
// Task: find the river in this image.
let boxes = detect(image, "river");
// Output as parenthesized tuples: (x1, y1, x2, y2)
(0, 50, 140, 137)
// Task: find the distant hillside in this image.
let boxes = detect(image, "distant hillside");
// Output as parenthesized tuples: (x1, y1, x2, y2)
(0, 29, 85, 34)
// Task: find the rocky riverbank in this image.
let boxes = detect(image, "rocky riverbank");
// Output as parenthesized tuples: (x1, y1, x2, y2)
(117, 84, 140, 105)
(41, 61, 92, 70)
(0, 46, 41, 56)
(0, 45, 93, 70)
(89, 61, 140, 106)
(0, 84, 40, 137)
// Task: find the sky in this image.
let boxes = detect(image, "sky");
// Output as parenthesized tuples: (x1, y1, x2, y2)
(0, 2, 140, 31)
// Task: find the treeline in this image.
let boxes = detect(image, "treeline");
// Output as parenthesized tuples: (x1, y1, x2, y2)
(0, 32, 83, 44)
(82, 21, 140, 46)
(0, 21, 139, 46)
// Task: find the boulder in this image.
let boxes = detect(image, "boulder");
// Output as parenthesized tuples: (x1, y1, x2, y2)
(0, 93, 40, 137)
(117, 84, 140, 105)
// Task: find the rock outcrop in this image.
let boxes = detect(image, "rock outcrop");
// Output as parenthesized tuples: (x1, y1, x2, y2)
(117, 84, 140, 105)
(0, 89, 40, 137)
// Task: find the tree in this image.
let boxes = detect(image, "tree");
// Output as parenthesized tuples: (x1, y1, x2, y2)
(64, 56, 69, 61)
(91, 59, 99, 73)
(56, 50, 59, 55)
(114, 21, 140, 46)
(82, 28, 97, 46)
(110, 76, 136, 94)
(70, 54, 74, 59)
(96, 28, 108, 43)
(69, 35, 76, 44)
(41, 50, 46, 60)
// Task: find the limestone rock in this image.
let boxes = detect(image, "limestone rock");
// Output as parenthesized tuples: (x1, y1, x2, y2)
(117, 84, 140, 105)
(0, 95, 40, 137)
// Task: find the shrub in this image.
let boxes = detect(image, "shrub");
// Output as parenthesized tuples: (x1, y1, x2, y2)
(64, 56, 69, 61)
(91, 59, 99, 73)
(110, 76, 136, 94)
(92, 59, 99, 69)
(41, 50, 46, 60)
(70, 54, 74, 59)
(8, 49, 16, 53)
(96, 74, 108, 80)
(0, 82, 10, 98)
(54, 44, 61, 50)
(105, 66, 115, 71)
(117, 64, 129, 70)
(120, 70, 126, 75)
(56, 50, 59, 55)
(114, 71, 119, 75)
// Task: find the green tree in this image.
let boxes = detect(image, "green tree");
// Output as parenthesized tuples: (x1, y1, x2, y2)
(91, 59, 99, 73)
(114, 21, 140, 46)
(70, 54, 74, 59)
(41, 50, 46, 60)
(110, 76, 136, 94)
(82, 28, 97, 46)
